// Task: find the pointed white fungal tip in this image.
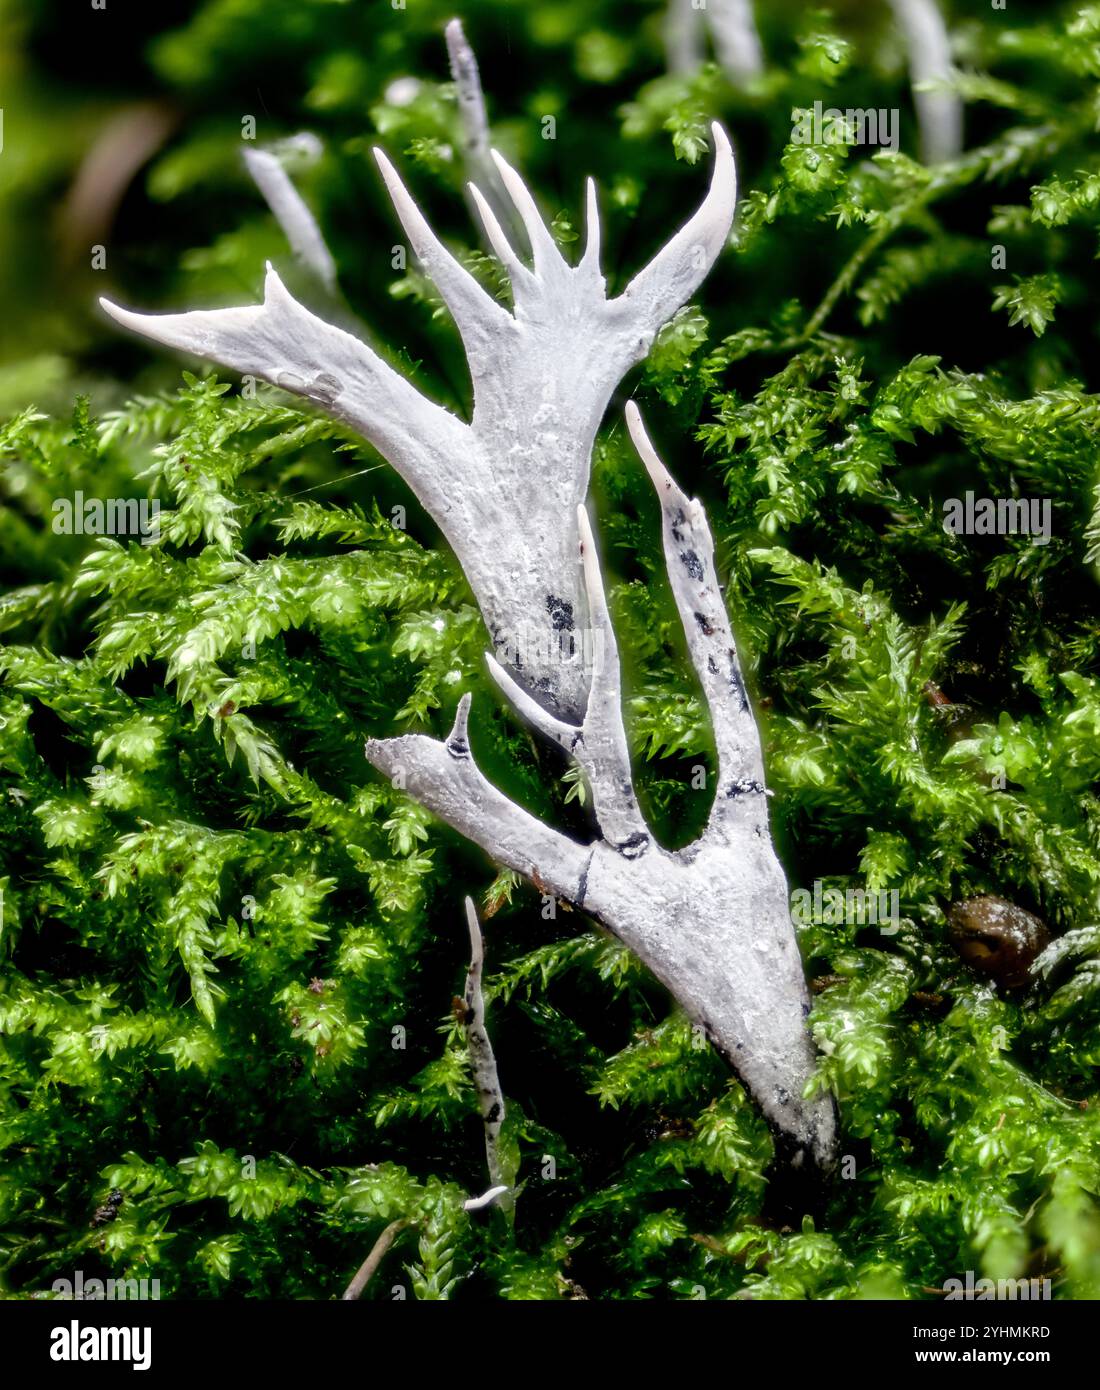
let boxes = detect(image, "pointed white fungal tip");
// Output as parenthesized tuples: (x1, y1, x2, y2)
(464, 895, 483, 965)
(374, 150, 416, 219)
(262, 261, 294, 309)
(626, 400, 677, 495)
(710, 121, 732, 160)
(468, 181, 522, 275)
(490, 150, 530, 209)
(711, 122, 737, 208)
(615, 121, 736, 332)
(580, 177, 601, 271)
(97, 294, 221, 352)
(451, 692, 473, 741)
(487, 148, 563, 273)
(576, 503, 593, 550)
(242, 146, 279, 179)
(625, 400, 653, 467)
(490, 150, 528, 211)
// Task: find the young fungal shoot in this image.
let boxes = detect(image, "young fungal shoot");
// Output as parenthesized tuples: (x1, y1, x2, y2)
(886, 0, 963, 165)
(460, 896, 512, 1211)
(241, 144, 339, 301)
(445, 17, 526, 253)
(341, 897, 510, 1300)
(100, 24, 837, 1170)
(665, 0, 962, 163)
(665, 0, 765, 85)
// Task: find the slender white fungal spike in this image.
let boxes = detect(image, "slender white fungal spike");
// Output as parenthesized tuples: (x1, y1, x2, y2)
(243, 146, 338, 295)
(707, 0, 765, 82)
(613, 123, 736, 340)
(445, 17, 524, 248)
(579, 177, 602, 277)
(447, 691, 473, 754)
(625, 399, 671, 492)
(489, 147, 568, 281)
(486, 653, 575, 749)
(462, 897, 511, 1206)
(567, 503, 644, 849)
(575, 504, 614, 687)
(887, 0, 963, 163)
(373, 145, 514, 348)
(627, 400, 767, 813)
(467, 181, 532, 286)
(446, 20, 491, 155)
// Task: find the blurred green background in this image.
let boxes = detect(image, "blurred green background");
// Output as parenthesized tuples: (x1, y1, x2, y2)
(0, 0, 1058, 419)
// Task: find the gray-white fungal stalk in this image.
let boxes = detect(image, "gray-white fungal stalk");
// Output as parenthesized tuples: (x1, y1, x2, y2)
(886, 0, 963, 165)
(102, 120, 733, 722)
(445, 18, 525, 252)
(666, 0, 764, 83)
(100, 32, 836, 1169)
(242, 145, 339, 299)
(461, 897, 510, 1205)
(362, 404, 836, 1168)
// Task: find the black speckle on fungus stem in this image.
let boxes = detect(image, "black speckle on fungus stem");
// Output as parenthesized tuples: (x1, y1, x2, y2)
(545, 594, 575, 632)
(725, 778, 766, 798)
(615, 831, 650, 860)
(681, 549, 704, 580)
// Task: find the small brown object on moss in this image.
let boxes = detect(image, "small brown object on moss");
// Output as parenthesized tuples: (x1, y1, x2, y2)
(946, 895, 1051, 989)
